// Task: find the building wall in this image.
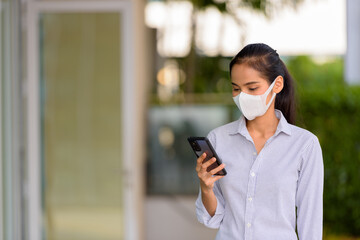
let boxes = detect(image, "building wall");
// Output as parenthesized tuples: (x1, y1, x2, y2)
(345, 0, 360, 84)
(1, 0, 150, 239)
(0, 0, 24, 239)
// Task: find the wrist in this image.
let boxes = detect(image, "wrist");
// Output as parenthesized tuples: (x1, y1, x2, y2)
(201, 186, 214, 195)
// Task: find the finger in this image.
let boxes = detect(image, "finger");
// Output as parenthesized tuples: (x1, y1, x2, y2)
(201, 157, 217, 170)
(209, 163, 226, 175)
(196, 152, 206, 165)
(195, 153, 207, 172)
(212, 175, 225, 182)
(204, 174, 224, 187)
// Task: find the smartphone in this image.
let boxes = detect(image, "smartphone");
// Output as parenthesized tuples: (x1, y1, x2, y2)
(188, 137, 227, 176)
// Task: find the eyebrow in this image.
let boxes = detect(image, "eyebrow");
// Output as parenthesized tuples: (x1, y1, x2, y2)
(231, 81, 259, 87)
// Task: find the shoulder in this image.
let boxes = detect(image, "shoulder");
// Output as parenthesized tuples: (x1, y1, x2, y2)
(209, 119, 239, 136)
(289, 124, 322, 159)
(289, 124, 319, 144)
(207, 119, 240, 147)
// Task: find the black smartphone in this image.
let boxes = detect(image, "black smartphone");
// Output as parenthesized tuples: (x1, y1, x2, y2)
(188, 137, 227, 176)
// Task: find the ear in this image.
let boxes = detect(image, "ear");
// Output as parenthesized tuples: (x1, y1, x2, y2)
(273, 76, 284, 94)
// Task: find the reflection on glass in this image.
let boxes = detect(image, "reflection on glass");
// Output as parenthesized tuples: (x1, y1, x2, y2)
(147, 106, 238, 195)
(40, 13, 123, 240)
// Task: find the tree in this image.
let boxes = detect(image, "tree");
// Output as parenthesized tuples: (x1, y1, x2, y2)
(183, 0, 305, 93)
(150, 0, 305, 100)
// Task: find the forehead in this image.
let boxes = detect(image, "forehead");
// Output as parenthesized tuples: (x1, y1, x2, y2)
(231, 64, 267, 85)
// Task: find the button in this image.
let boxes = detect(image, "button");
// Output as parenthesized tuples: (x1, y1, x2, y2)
(250, 172, 256, 177)
(248, 197, 253, 202)
(253, 152, 257, 156)
(247, 223, 251, 228)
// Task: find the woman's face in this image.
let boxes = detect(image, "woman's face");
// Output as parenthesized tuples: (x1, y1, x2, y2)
(230, 63, 272, 98)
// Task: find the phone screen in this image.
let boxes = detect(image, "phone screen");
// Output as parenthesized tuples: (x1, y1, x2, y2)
(188, 137, 227, 176)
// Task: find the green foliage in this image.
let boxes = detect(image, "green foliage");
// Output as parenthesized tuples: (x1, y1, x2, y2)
(287, 56, 360, 236)
(189, 0, 304, 15)
(286, 56, 345, 93)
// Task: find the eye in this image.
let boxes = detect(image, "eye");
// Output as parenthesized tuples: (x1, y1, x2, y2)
(232, 87, 240, 92)
(249, 87, 258, 91)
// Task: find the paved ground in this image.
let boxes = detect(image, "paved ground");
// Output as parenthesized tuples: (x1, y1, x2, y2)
(145, 195, 217, 240)
(44, 206, 123, 240)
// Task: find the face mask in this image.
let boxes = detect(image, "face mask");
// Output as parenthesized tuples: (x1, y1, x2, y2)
(233, 80, 276, 120)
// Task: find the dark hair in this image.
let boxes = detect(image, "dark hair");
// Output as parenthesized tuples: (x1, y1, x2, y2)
(229, 43, 296, 124)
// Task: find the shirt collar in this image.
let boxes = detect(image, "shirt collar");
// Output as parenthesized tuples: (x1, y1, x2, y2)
(229, 109, 292, 137)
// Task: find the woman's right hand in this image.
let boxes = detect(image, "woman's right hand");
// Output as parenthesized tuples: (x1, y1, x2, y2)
(195, 153, 226, 193)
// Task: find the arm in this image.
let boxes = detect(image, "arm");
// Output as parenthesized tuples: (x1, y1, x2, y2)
(296, 138, 324, 240)
(195, 131, 226, 228)
(196, 177, 226, 229)
(201, 187, 218, 217)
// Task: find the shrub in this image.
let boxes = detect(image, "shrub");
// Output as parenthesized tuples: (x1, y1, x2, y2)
(287, 56, 360, 235)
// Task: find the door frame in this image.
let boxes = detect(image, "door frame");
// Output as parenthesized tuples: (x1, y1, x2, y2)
(26, 1, 137, 239)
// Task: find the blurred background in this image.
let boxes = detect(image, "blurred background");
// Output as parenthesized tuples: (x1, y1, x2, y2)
(1, 0, 359, 239)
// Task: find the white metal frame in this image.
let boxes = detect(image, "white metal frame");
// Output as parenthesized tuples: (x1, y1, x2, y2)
(26, 1, 136, 240)
(0, 3, 3, 240)
(1, 1, 22, 239)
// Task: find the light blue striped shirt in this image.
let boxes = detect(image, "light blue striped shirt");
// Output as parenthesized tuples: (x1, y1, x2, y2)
(196, 110, 323, 240)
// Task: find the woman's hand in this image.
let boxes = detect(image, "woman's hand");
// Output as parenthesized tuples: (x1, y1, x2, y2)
(196, 153, 226, 193)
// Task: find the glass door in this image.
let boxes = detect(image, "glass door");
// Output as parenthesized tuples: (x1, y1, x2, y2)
(40, 12, 123, 240)
(26, 2, 136, 240)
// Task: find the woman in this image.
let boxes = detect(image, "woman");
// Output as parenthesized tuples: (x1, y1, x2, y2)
(195, 43, 323, 240)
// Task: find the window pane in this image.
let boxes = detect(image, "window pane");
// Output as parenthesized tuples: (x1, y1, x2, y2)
(40, 13, 123, 240)
(146, 106, 235, 195)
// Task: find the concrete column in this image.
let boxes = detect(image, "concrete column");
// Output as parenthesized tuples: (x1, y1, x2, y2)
(345, 0, 360, 85)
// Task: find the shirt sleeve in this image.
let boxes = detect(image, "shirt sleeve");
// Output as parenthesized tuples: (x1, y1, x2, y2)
(195, 130, 226, 229)
(296, 137, 324, 240)
(195, 181, 226, 229)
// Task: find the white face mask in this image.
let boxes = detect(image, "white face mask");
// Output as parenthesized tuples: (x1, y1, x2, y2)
(233, 80, 277, 120)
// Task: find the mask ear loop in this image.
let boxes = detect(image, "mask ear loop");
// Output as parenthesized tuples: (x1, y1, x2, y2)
(264, 80, 277, 108)
(266, 92, 276, 108)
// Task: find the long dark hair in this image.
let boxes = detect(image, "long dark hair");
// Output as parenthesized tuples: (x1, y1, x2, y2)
(229, 43, 296, 124)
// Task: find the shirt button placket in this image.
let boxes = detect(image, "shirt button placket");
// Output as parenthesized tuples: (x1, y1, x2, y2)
(245, 152, 258, 240)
